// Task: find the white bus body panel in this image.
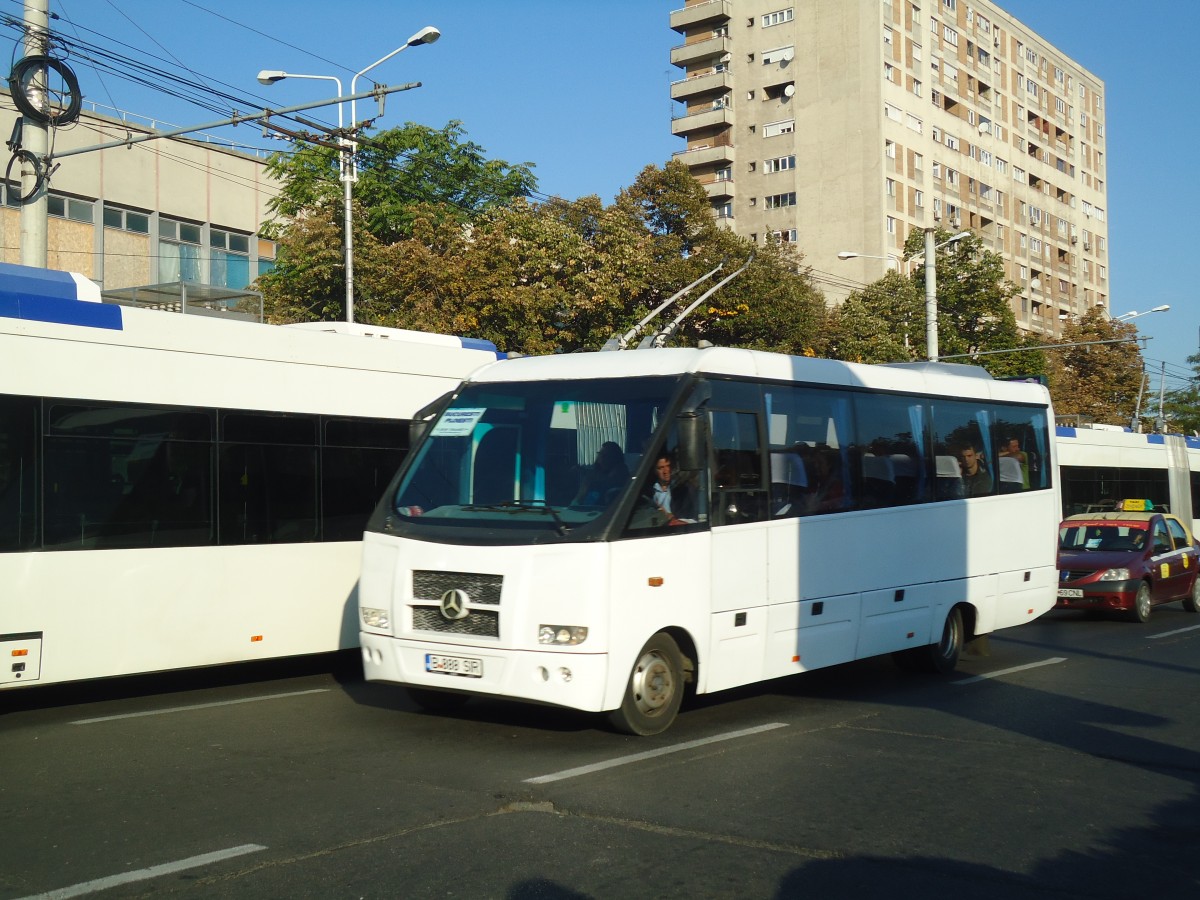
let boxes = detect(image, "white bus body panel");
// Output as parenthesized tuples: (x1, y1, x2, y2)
(1, 273, 497, 687)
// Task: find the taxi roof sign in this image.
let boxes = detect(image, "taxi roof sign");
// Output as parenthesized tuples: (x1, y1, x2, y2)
(1120, 499, 1154, 511)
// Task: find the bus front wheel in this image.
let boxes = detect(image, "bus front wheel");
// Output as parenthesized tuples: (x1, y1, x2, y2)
(608, 632, 684, 736)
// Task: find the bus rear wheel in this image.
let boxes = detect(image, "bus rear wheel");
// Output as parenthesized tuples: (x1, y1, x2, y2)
(894, 606, 963, 674)
(608, 632, 684, 736)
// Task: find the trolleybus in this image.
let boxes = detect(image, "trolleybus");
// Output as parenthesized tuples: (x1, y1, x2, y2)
(358, 347, 1059, 734)
(1056, 424, 1200, 530)
(0, 262, 499, 689)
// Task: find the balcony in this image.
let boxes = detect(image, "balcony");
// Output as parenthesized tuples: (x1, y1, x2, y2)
(673, 143, 735, 168)
(671, 35, 731, 68)
(671, 105, 733, 136)
(701, 178, 735, 201)
(670, 0, 731, 34)
(671, 69, 733, 102)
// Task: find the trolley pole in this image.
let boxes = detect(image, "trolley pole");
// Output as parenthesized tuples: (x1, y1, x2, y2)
(19, 0, 49, 268)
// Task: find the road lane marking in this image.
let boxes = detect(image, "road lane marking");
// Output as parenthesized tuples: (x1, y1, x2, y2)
(15, 843, 267, 899)
(953, 656, 1067, 685)
(524, 722, 788, 784)
(69, 688, 329, 725)
(1147, 623, 1200, 639)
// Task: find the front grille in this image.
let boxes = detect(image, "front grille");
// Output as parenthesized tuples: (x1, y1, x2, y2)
(413, 570, 502, 605)
(410, 569, 503, 638)
(1061, 570, 1095, 583)
(412, 606, 499, 637)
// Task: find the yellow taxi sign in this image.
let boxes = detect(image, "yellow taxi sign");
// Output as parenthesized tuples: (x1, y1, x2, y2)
(1120, 499, 1153, 512)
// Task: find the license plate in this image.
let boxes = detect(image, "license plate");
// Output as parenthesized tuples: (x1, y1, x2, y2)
(1057, 588, 1084, 599)
(425, 653, 483, 678)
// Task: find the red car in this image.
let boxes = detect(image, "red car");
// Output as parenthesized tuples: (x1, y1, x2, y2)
(1057, 512, 1200, 622)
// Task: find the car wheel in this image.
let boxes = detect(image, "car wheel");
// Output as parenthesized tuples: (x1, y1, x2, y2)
(607, 632, 685, 736)
(1184, 576, 1200, 614)
(1130, 582, 1152, 624)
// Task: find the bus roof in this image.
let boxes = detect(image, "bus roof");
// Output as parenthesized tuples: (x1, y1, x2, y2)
(466, 347, 1050, 405)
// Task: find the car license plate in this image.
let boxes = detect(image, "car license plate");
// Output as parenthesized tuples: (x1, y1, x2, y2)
(1057, 588, 1084, 599)
(425, 653, 483, 678)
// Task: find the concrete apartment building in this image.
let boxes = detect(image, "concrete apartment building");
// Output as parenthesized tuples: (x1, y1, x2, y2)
(0, 103, 278, 297)
(669, 0, 1109, 336)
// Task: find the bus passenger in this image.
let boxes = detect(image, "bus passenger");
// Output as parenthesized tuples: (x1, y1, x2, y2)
(573, 441, 630, 506)
(958, 444, 993, 497)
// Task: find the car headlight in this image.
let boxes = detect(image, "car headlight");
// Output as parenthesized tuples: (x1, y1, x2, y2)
(361, 607, 390, 628)
(1098, 568, 1131, 581)
(538, 625, 588, 645)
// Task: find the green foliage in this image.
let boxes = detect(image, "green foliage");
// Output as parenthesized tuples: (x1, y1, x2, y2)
(261, 144, 826, 355)
(1046, 309, 1144, 425)
(823, 272, 922, 363)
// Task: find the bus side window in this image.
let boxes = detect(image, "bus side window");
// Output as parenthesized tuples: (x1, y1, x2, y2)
(710, 410, 767, 526)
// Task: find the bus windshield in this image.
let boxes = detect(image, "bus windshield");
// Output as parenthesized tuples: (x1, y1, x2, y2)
(388, 375, 683, 539)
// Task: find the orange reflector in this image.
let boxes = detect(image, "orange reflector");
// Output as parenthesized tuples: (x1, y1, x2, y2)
(648, 577, 664, 587)
(792, 655, 800, 663)
(12, 649, 28, 657)
(250, 635, 264, 643)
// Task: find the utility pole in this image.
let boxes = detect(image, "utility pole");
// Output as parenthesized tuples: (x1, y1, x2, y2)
(19, 0, 49, 268)
(924, 228, 938, 362)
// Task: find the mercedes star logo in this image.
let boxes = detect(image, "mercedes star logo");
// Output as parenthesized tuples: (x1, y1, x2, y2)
(439, 588, 470, 620)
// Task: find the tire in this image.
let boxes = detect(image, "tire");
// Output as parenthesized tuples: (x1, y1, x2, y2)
(1130, 582, 1152, 623)
(407, 687, 471, 712)
(607, 632, 685, 736)
(1184, 577, 1200, 614)
(896, 607, 964, 674)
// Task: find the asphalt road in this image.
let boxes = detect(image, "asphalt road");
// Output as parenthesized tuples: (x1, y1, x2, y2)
(3, 605, 1199, 899)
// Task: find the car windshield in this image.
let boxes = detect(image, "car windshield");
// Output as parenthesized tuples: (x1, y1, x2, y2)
(388, 375, 682, 539)
(1059, 522, 1148, 552)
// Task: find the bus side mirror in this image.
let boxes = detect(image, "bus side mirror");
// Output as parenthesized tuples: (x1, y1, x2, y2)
(676, 412, 705, 471)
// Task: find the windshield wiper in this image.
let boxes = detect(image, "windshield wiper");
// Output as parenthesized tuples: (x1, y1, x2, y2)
(463, 500, 571, 535)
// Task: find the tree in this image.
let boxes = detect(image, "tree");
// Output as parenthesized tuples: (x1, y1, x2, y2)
(1046, 309, 1143, 426)
(822, 271, 923, 363)
(259, 121, 537, 322)
(899, 228, 1046, 378)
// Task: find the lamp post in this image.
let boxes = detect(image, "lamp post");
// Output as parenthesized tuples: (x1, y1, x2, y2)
(837, 229, 968, 361)
(258, 25, 440, 324)
(835, 250, 903, 270)
(1113, 304, 1170, 322)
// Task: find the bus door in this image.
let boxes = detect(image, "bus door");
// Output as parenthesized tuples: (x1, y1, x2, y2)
(705, 406, 770, 690)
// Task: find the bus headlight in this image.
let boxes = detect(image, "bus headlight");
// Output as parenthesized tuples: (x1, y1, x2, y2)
(1098, 568, 1131, 582)
(361, 607, 390, 629)
(538, 625, 588, 645)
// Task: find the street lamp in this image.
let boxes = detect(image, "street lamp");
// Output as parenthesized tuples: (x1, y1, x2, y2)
(258, 25, 440, 324)
(1113, 305, 1170, 322)
(837, 229, 969, 361)
(835, 250, 903, 270)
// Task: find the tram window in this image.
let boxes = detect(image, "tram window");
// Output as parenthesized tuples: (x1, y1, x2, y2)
(218, 412, 318, 544)
(0, 394, 38, 551)
(322, 417, 408, 541)
(43, 402, 214, 549)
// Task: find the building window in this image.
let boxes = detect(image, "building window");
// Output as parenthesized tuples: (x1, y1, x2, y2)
(102, 205, 150, 234)
(886, 178, 896, 197)
(159, 217, 203, 283)
(763, 119, 795, 137)
(764, 154, 796, 173)
(716, 202, 733, 219)
(770, 229, 798, 243)
(765, 192, 797, 209)
(914, 190, 924, 207)
(762, 46, 795, 65)
(47, 194, 93, 223)
(943, 26, 958, 47)
(210, 227, 252, 289)
(906, 113, 923, 133)
(886, 216, 897, 234)
(762, 8, 793, 27)
(885, 63, 897, 83)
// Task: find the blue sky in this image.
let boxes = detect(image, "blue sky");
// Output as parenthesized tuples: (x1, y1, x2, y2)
(4, 1, 1194, 394)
